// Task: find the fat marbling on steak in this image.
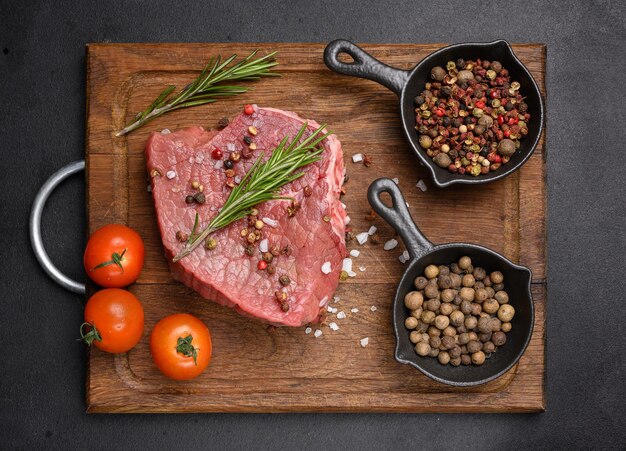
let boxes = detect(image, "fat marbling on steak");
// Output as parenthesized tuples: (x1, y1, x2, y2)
(145, 107, 346, 327)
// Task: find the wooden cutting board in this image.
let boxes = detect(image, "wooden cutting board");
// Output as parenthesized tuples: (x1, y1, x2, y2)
(85, 43, 546, 413)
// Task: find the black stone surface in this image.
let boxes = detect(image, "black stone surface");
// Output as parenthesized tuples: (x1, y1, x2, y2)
(1, 0, 624, 449)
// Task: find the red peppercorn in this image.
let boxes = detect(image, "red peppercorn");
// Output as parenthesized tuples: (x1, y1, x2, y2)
(508, 117, 519, 125)
(503, 130, 511, 138)
(494, 154, 502, 163)
(435, 108, 445, 117)
(257, 260, 267, 270)
(211, 148, 222, 159)
(475, 101, 485, 109)
(490, 90, 498, 99)
(458, 167, 466, 174)
(497, 115, 505, 125)
(243, 104, 254, 115)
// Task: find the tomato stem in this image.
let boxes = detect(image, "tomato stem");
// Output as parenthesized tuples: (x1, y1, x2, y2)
(79, 322, 102, 346)
(176, 335, 198, 365)
(93, 248, 127, 272)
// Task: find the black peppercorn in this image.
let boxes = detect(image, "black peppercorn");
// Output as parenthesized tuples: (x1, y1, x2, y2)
(224, 159, 234, 169)
(243, 135, 253, 144)
(456, 58, 465, 69)
(504, 101, 515, 111)
(414, 95, 425, 105)
(194, 192, 206, 204)
(518, 102, 528, 113)
(185, 195, 195, 204)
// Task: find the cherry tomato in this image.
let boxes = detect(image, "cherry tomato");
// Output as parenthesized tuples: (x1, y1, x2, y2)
(80, 288, 144, 353)
(84, 224, 144, 287)
(150, 314, 212, 380)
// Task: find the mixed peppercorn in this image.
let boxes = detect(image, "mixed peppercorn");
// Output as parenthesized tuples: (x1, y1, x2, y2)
(404, 256, 515, 366)
(414, 59, 530, 176)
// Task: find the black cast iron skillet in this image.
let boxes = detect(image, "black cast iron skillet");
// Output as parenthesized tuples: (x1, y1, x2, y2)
(325, 39, 545, 188)
(368, 178, 534, 386)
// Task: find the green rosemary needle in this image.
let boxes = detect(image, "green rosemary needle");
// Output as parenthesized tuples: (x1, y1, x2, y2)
(115, 50, 279, 136)
(173, 122, 330, 262)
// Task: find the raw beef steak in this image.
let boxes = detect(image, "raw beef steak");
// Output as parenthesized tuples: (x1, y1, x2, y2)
(146, 107, 346, 326)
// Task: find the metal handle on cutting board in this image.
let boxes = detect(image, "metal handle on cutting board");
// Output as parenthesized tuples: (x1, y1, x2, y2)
(30, 160, 86, 294)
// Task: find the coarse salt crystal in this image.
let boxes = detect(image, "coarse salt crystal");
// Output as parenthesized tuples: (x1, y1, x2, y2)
(214, 160, 223, 169)
(342, 258, 353, 273)
(359, 266, 366, 272)
(262, 217, 278, 228)
(314, 329, 323, 338)
(350, 249, 360, 258)
(327, 305, 335, 313)
(416, 179, 428, 192)
(352, 153, 363, 163)
(344, 216, 351, 225)
(147, 184, 152, 193)
(384, 239, 398, 250)
(370, 306, 378, 312)
(259, 239, 269, 253)
(161, 128, 171, 134)
(356, 232, 369, 245)
(166, 170, 176, 179)
(321, 261, 332, 274)
(234, 175, 242, 184)
(348, 270, 357, 278)
(341, 202, 347, 209)
(195, 154, 204, 164)
(368, 225, 377, 235)
(189, 157, 194, 164)
(351, 308, 359, 313)
(329, 322, 339, 331)
(333, 296, 340, 303)
(399, 250, 410, 264)
(406, 202, 410, 208)
(227, 142, 236, 152)
(337, 311, 346, 319)
(360, 337, 369, 347)
(305, 327, 312, 334)
(392, 178, 399, 184)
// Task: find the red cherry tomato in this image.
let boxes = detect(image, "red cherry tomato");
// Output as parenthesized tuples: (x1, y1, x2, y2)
(80, 288, 144, 354)
(84, 224, 144, 288)
(150, 314, 212, 380)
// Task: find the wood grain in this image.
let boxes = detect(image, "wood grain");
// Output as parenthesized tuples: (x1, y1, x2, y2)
(86, 43, 546, 413)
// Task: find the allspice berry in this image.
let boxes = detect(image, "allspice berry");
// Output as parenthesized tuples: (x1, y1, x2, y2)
(471, 350, 486, 365)
(483, 341, 496, 354)
(429, 336, 442, 349)
(450, 310, 465, 326)
(438, 351, 451, 365)
(474, 288, 489, 303)
(421, 310, 436, 324)
(410, 331, 422, 343)
(442, 335, 456, 350)
(450, 356, 462, 367)
(435, 315, 450, 330)
(458, 332, 470, 345)
(497, 304, 515, 322)
(450, 273, 462, 288)
(482, 298, 500, 314)
(426, 298, 441, 312)
(467, 340, 482, 354)
(478, 316, 492, 333)
(405, 316, 418, 330)
(414, 276, 429, 290)
(495, 290, 509, 304)
(501, 322, 512, 333)
(461, 354, 472, 365)
(492, 331, 507, 346)
(462, 274, 475, 287)
(441, 288, 456, 303)
(424, 284, 440, 299)
(497, 139, 516, 157)
(490, 271, 504, 284)
(431, 66, 447, 82)
(449, 346, 462, 359)
(424, 264, 439, 279)
(415, 342, 430, 356)
(443, 326, 457, 337)
(404, 291, 424, 310)
(434, 153, 452, 168)
(439, 303, 453, 316)
(458, 256, 472, 270)
(464, 316, 477, 330)
(460, 287, 475, 302)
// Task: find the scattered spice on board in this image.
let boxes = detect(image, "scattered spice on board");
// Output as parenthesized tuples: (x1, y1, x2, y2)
(415, 58, 530, 176)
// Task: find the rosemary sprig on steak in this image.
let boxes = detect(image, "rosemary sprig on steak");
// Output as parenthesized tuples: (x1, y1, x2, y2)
(115, 50, 279, 136)
(173, 122, 330, 262)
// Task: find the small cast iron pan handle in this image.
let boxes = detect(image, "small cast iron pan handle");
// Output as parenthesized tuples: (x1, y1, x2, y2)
(324, 39, 409, 96)
(367, 178, 433, 260)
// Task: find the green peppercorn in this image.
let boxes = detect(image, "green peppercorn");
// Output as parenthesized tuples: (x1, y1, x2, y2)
(205, 237, 217, 250)
(419, 134, 433, 149)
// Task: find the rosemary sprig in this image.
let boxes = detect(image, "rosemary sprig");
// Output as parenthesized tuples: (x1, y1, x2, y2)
(173, 122, 330, 262)
(115, 50, 279, 136)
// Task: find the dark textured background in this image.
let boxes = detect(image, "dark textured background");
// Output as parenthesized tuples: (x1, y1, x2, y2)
(1, 0, 625, 449)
